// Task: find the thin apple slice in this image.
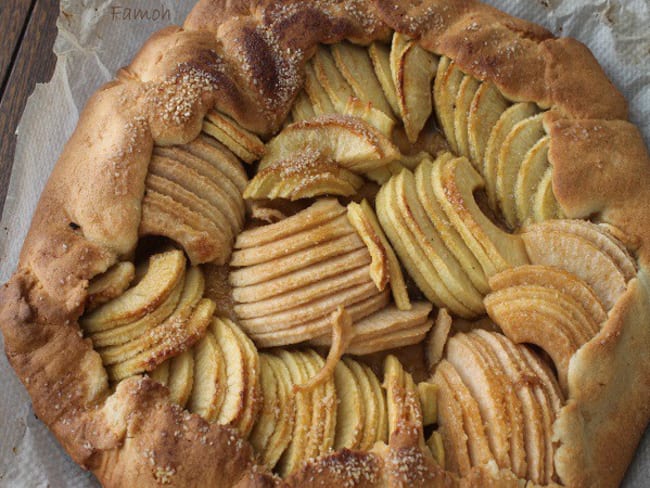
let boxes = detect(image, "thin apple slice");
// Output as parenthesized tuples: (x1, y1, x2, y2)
(368, 40, 400, 116)
(260, 115, 399, 173)
(427, 431, 446, 469)
(496, 114, 546, 229)
(203, 110, 265, 163)
(376, 176, 476, 317)
(365, 361, 388, 445)
(425, 308, 452, 373)
(187, 329, 227, 421)
(468, 82, 509, 168)
(434, 156, 529, 276)
(489, 265, 607, 329)
(522, 228, 627, 309)
(304, 62, 336, 115)
(149, 359, 169, 386)
(528, 219, 637, 282)
(483, 102, 538, 209)
(312, 45, 355, 112)
(81, 250, 185, 332)
(86, 262, 135, 311)
(514, 136, 550, 225)
(342, 97, 395, 137)
(346, 320, 433, 355)
(531, 166, 562, 222)
(433, 56, 464, 153)
(332, 42, 394, 119)
(182, 135, 248, 193)
(167, 349, 194, 408)
(249, 353, 280, 463)
(396, 170, 485, 314)
(453, 76, 481, 161)
(291, 90, 316, 122)
(384, 355, 426, 446)
(418, 381, 438, 426)
(347, 199, 410, 309)
(340, 302, 432, 344)
(415, 157, 489, 293)
(232, 248, 370, 303)
(333, 360, 365, 450)
(344, 358, 378, 451)
(304, 350, 337, 458)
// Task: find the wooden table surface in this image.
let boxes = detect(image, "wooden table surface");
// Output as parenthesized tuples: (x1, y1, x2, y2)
(0, 0, 59, 217)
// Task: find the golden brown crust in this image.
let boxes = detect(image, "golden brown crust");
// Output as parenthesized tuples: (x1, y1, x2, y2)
(0, 0, 648, 487)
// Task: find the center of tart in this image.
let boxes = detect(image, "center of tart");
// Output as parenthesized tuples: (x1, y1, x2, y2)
(78, 32, 637, 484)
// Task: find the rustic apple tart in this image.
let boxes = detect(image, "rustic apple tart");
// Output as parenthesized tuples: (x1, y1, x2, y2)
(1, 0, 649, 487)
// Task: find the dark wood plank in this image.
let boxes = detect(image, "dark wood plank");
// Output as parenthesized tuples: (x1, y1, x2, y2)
(0, 0, 59, 216)
(0, 0, 34, 95)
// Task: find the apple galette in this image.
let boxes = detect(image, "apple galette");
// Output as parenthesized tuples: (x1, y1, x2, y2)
(1, 1, 649, 487)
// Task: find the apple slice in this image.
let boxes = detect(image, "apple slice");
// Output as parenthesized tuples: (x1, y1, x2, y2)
(302, 350, 337, 459)
(467, 82, 509, 168)
(384, 355, 426, 446)
(365, 361, 388, 445)
(522, 228, 627, 309)
(453, 76, 481, 161)
(332, 42, 395, 119)
(347, 199, 410, 309)
(390, 33, 437, 143)
(346, 320, 433, 356)
(368, 41, 400, 116)
(415, 157, 489, 293)
(312, 46, 355, 112)
(304, 62, 336, 115)
(182, 135, 248, 193)
(496, 113, 546, 228)
(249, 353, 280, 463)
(342, 97, 395, 137)
(167, 349, 194, 408)
(527, 219, 636, 282)
(187, 328, 227, 421)
(425, 308, 452, 373)
(333, 360, 365, 450)
(434, 156, 529, 276)
(86, 262, 135, 311)
(343, 358, 378, 451)
(82, 250, 185, 332)
(483, 103, 538, 209)
(150, 360, 169, 387)
(433, 56, 463, 153)
(418, 381, 438, 426)
(531, 166, 563, 222)
(260, 114, 399, 173)
(489, 265, 607, 328)
(427, 431, 446, 469)
(203, 110, 265, 163)
(291, 90, 316, 122)
(514, 136, 550, 224)
(341, 302, 432, 344)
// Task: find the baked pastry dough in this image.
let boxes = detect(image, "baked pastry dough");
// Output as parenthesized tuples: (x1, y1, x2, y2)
(0, 1, 649, 487)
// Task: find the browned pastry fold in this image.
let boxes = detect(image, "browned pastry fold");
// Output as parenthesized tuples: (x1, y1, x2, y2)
(0, 0, 649, 487)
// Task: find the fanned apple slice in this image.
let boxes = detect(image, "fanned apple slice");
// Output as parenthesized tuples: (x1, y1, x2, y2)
(489, 265, 607, 328)
(531, 166, 562, 222)
(333, 360, 365, 450)
(251, 290, 389, 348)
(467, 82, 510, 170)
(453, 76, 481, 161)
(396, 170, 485, 314)
(433, 56, 464, 153)
(98, 266, 204, 365)
(347, 199, 410, 309)
(514, 136, 550, 224)
(390, 32, 437, 143)
(463, 331, 528, 478)
(312, 46, 355, 112)
(377, 175, 475, 317)
(415, 157, 489, 293)
(231, 214, 354, 267)
(384, 355, 426, 443)
(260, 115, 399, 173)
(344, 358, 378, 451)
(332, 42, 394, 119)
(167, 350, 194, 407)
(528, 220, 637, 282)
(275, 350, 312, 477)
(435, 361, 495, 469)
(346, 320, 433, 356)
(249, 353, 280, 463)
(427, 431, 446, 469)
(434, 156, 529, 276)
(368, 41, 400, 116)
(203, 110, 265, 163)
(187, 329, 226, 421)
(496, 113, 546, 228)
(425, 308, 452, 373)
(304, 62, 336, 115)
(182, 135, 248, 193)
(106, 297, 214, 382)
(364, 361, 388, 445)
(342, 97, 395, 137)
(86, 262, 135, 311)
(81, 250, 185, 332)
(303, 350, 337, 458)
(522, 228, 627, 309)
(260, 354, 295, 469)
(417, 381, 438, 426)
(89, 275, 183, 348)
(483, 102, 538, 209)
(291, 90, 316, 122)
(232, 248, 370, 303)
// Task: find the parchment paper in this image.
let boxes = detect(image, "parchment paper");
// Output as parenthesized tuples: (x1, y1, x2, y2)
(0, 1, 648, 486)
